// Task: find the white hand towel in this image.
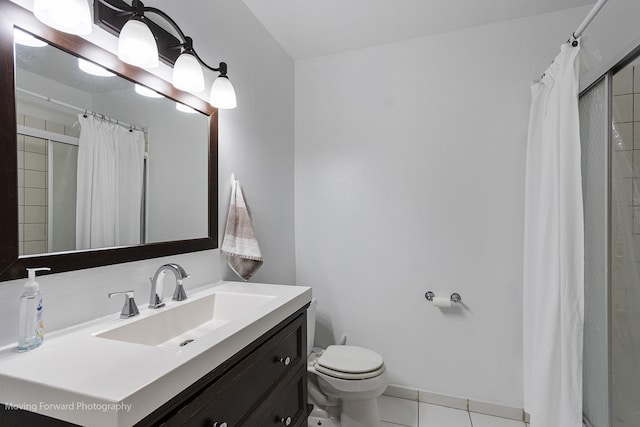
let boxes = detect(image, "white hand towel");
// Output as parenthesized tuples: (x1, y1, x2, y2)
(221, 179, 263, 280)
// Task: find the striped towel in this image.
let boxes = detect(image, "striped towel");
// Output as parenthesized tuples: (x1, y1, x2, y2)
(221, 179, 263, 280)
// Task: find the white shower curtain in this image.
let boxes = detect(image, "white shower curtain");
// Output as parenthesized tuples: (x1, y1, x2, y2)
(76, 115, 145, 250)
(523, 42, 584, 427)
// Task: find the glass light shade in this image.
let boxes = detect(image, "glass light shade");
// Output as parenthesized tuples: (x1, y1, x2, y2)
(210, 76, 237, 109)
(78, 58, 115, 77)
(173, 52, 205, 92)
(33, 0, 92, 36)
(118, 19, 159, 69)
(176, 103, 197, 114)
(134, 84, 163, 98)
(13, 29, 47, 47)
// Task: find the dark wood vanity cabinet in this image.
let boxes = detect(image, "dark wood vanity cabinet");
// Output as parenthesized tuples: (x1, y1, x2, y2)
(146, 307, 309, 427)
(0, 307, 309, 427)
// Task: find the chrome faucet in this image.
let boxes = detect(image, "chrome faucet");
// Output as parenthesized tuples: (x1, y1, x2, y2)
(149, 263, 189, 309)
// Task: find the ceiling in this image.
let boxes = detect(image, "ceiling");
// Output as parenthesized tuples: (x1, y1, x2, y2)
(241, 0, 596, 60)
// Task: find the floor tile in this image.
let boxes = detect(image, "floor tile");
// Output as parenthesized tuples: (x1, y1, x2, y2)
(378, 395, 418, 427)
(470, 412, 527, 427)
(419, 403, 472, 427)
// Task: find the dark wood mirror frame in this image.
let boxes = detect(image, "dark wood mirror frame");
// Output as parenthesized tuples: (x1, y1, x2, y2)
(0, 0, 218, 281)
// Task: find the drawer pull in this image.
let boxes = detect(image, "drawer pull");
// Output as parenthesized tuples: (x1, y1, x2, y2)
(279, 356, 291, 366)
(280, 416, 292, 425)
(209, 422, 227, 427)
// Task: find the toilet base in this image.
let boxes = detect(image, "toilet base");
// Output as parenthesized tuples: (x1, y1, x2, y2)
(308, 415, 341, 427)
(308, 400, 341, 426)
(308, 398, 382, 427)
(340, 398, 383, 427)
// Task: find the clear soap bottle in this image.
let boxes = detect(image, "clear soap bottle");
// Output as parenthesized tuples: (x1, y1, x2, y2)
(18, 267, 50, 352)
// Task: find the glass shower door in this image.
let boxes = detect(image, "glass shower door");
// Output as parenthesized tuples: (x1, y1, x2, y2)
(610, 61, 640, 427)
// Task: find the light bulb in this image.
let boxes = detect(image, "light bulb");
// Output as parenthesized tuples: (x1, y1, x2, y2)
(176, 103, 197, 114)
(78, 58, 115, 77)
(33, 0, 92, 36)
(118, 19, 158, 69)
(134, 84, 163, 98)
(173, 52, 205, 92)
(210, 76, 237, 109)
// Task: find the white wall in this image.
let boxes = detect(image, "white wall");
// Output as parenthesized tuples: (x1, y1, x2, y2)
(295, 7, 591, 408)
(0, 0, 295, 347)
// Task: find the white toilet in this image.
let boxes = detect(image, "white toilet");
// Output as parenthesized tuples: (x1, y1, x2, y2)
(307, 299, 388, 427)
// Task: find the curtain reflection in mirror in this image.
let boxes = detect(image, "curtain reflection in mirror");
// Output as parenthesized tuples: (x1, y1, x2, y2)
(75, 115, 145, 249)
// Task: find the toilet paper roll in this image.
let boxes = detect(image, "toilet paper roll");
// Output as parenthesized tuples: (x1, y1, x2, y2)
(432, 297, 452, 308)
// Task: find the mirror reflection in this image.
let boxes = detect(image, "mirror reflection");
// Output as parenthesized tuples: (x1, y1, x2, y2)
(14, 29, 209, 256)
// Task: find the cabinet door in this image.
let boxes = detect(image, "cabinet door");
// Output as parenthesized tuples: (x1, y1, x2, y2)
(161, 313, 306, 427)
(245, 367, 308, 427)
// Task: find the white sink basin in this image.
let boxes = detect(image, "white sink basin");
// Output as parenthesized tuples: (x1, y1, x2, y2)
(95, 291, 276, 348)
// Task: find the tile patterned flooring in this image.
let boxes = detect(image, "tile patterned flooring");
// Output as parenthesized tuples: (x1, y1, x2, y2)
(379, 395, 529, 427)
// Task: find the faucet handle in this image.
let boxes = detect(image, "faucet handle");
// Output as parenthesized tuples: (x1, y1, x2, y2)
(108, 290, 140, 319)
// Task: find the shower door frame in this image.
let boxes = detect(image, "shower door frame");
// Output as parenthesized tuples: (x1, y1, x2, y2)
(579, 72, 613, 427)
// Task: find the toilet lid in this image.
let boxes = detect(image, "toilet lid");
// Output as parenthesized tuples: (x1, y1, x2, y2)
(316, 345, 384, 374)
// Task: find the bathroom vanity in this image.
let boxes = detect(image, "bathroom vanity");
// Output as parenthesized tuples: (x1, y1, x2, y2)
(0, 282, 311, 427)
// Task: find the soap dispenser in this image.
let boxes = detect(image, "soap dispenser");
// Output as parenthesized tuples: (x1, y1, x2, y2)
(18, 267, 51, 352)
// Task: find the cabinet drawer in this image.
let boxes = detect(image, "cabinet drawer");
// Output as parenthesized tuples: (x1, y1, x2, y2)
(245, 366, 307, 427)
(163, 312, 306, 426)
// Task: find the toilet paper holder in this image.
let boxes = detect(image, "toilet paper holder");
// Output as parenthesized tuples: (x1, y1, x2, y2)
(425, 291, 462, 303)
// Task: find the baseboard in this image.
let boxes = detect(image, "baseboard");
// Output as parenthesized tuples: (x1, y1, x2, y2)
(383, 384, 526, 422)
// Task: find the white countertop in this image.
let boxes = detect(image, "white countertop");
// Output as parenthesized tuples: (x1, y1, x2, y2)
(0, 281, 312, 427)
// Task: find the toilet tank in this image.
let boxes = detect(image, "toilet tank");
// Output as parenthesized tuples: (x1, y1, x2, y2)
(307, 298, 317, 355)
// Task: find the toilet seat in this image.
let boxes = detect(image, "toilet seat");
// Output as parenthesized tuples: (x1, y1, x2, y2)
(315, 345, 385, 380)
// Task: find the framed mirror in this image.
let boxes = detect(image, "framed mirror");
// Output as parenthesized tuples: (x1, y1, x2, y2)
(0, 1, 218, 281)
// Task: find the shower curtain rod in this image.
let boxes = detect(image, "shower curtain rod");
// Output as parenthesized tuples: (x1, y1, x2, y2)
(571, 0, 609, 42)
(16, 87, 146, 132)
(535, 0, 609, 83)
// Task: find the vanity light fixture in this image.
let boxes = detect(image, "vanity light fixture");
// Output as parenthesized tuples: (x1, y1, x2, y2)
(95, 0, 237, 109)
(33, 0, 92, 36)
(13, 29, 48, 47)
(173, 38, 204, 93)
(78, 58, 116, 77)
(210, 68, 237, 110)
(116, 0, 158, 69)
(134, 84, 163, 98)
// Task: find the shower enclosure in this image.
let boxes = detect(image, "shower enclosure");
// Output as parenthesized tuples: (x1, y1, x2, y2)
(17, 119, 79, 256)
(581, 47, 640, 427)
